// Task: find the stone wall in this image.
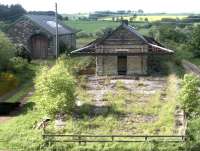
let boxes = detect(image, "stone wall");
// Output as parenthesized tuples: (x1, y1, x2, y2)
(96, 44, 148, 76)
(96, 55, 147, 76)
(59, 34, 76, 49)
(7, 17, 76, 58)
(127, 56, 147, 75)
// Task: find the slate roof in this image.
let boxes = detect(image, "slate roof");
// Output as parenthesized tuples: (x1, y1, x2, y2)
(71, 22, 174, 55)
(26, 14, 75, 35)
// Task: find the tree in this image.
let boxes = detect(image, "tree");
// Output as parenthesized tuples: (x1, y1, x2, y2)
(0, 4, 26, 21)
(0, 32, 15, 71)
(157, 25, 188, 43)
(144, 17, 148, 22)
(137, 9, 144, 14)
(178, 74, 200, 118)
(64, 16, 69, 21)
(112, 17, 115, 22)
(189, 25, 200, 57)
(34, 60, 76, 117)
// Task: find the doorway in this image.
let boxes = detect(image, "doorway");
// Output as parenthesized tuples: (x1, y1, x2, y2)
(117, 56, 127, 75)
(31, 34, 48, 59)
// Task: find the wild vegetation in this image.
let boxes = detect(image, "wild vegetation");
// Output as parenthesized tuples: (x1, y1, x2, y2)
(34, 60, 76, 117)
(0, 8, 200, 150)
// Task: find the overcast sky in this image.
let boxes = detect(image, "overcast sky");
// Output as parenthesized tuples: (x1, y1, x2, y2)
(0, 0, 200, 14)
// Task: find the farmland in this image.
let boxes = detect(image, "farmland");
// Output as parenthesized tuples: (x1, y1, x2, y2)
(99, 15, 188, 22)
(65, 20, 119, 33)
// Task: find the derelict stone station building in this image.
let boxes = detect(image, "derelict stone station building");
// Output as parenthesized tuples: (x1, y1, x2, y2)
(72, 21, 174, 76)
(7, 15, 76, 59)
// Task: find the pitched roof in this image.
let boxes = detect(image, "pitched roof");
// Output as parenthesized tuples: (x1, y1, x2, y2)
(25, 14, 75, 35)
(71, 22, 174, 55)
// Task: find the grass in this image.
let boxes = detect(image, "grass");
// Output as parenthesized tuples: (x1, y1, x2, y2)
(65, 20, 119, 33)
(43, 70, 179, 135)
(100, 15, 188, 22)
(6, 81, 33, 103)
(76, 37, 95, 48)
(0, 60, 183, 150)
(0, 99, 44, 150)
(140, 74, 179, 134)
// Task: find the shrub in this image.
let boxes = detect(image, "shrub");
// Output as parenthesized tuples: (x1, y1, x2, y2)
(15, 44, 31, 62)
(34, 60, 76, 118)
(178, 74, 200, 118)
(9, 57, 28, 73)
(0, 32, 15, 71)
(0, 72, 18, 96)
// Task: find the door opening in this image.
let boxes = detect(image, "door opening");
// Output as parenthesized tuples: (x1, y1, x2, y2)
(118, 56, 127, 75)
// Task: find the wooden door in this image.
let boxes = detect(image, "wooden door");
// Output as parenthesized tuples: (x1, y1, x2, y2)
(118, 56, 127, 75)
(31, 35, 48, 59)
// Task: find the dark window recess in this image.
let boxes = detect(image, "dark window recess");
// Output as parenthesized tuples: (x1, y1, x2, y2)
(118, 56, 127, 75)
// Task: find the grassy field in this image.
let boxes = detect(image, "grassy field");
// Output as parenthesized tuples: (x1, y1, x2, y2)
(65, 20, 119, 33)
(67, 20, 151, 48)
(100, 15, 188, 22)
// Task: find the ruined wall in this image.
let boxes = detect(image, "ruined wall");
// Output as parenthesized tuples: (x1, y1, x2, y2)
(96, 56, 117, 76)
(127, 56, 147, 75)
(96, 55, 147, 76)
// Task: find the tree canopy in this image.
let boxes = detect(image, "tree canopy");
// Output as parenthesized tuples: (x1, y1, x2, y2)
(0, 4, 26, 21)
(0, 32, 15, 71)
(189, 25, 200, 57)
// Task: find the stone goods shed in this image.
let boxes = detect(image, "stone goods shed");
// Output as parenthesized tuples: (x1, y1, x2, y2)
(71, 21, 174, 76)
(7, 15, 76, 59)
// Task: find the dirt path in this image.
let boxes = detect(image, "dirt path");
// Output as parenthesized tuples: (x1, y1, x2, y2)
(0, 88, 34, 124)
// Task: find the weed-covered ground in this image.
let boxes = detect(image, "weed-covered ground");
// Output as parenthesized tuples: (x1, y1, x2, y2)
(45, 74, 181, 136)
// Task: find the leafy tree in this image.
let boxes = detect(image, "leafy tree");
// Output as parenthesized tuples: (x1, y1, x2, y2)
(0, 4, 26, 21)
(157, 25, 188, 43)
(189, 25, 200, 57)
(0, 32, 15, 71)
(137, 9, 144, 14)
(34, 60, 76, 117)
(178, 74, 200, 118)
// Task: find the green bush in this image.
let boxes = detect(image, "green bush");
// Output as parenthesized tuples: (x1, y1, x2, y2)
(0, 72, 18, 96)
(9, 57, 28, 73)
(34, 60, 76, 118)
(178, 74, 200, 118)
(0, 32, 15, 71)
(15, 44, 31, 62)
(189, 25, 200, 57)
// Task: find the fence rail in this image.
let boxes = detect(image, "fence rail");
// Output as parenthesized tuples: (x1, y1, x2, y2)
(43, 134, 187, 144)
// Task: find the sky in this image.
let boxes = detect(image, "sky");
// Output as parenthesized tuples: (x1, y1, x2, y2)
(0, 0, 200, 14)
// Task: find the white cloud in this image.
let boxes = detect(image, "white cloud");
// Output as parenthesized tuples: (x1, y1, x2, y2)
(0, 0, 200, 13)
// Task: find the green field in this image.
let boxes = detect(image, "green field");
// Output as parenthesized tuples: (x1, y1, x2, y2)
(100, 15, 188, 22)
(65, 20, 119, 33)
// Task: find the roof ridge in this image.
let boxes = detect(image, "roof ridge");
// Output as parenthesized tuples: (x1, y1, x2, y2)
(25, 14, 74, 35)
